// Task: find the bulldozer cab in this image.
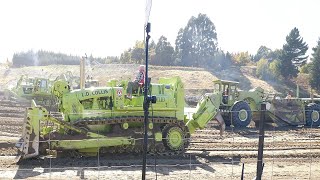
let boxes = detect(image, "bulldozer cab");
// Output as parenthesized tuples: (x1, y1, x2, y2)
(213, 79, 239, 106)
(34, 78, 51, 94)
(17, 76, 35, 94)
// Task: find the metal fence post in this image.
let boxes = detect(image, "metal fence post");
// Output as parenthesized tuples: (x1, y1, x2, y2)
(241, 163, 245, 180)
(256, 103, 266, 180)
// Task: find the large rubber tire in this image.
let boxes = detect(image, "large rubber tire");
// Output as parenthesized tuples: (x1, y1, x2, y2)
(305, 103, 320, 127)
(230, 101, 252, 127)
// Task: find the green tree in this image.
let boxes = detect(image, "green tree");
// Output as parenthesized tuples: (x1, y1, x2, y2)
(254, 46, 282, 62)
(149, 40, 156, 50)
(152, 36, 174, 66)
(280, 27, 309, 78)
(131, 41, 145, 64)
(119, 41, 145, 64)
(254, 46, 272, 62)
(175, 13, 217, 67)
(12, 50, 35, 67)
(309, 38, 320, 91)
(225, 52, 233, 66)
(232, 52, 252, 66)
(149, 40, 156, 63)
(256, 58, 281, 81)
(300, 63, 312, 74)
(120, 49, 131, 63)
(12, 50, 81, 67)
(269, 59, 281, 79)
(212, 50, 232, 70)
(174, 28, 184, 65)
(256, 58, 269, 79)
(269, 49, 282, 60)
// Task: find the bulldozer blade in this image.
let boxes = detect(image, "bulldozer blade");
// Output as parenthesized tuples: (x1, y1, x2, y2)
(16, 107, 40, 159)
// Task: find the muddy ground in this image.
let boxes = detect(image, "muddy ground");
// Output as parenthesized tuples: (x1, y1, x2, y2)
(1, 91, 320, 180)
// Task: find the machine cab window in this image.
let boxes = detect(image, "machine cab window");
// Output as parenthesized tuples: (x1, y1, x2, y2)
(214, 83, 221, 93)
(230, 85, 236, 94)
(213, 79, 239, 105)
(223, 85, 229, 95)
(40, 80, 47, 88)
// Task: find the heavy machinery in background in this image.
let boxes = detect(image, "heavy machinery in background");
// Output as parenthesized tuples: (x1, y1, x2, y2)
(14, 70, 320, 159)
(4, 75, 55, 107)
(4, 57, 100, 108)
(263, 92, 320, 127)
(54, 71, 100, 89)
(212, 79, 320, 128)
(54, 56, 100, 89)
(16, 76, 225, 159)
(211, 79, 264, 127)
(54, 71, 80, 89)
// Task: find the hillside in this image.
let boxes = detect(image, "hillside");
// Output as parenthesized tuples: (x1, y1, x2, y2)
(0, 64, 312, 101)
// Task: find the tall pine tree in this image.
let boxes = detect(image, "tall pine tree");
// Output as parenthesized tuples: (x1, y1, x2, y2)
(254, 46, 272, 62)
(309, 38, 320, 91)
(152, 36, 174, 66)
(280, 27, 308, 78)
(175, 13, 217, 67)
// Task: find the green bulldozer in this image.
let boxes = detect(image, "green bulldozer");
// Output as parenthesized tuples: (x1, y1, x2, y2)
(5, 57, 100, 108)
(16, 76, 225, 159)
(4, 75, 55, 107)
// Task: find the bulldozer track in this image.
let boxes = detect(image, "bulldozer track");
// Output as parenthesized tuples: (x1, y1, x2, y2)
(41, 114, 190, 156)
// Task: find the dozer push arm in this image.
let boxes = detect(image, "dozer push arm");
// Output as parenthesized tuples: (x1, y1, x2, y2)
(186, 93, 225, 135)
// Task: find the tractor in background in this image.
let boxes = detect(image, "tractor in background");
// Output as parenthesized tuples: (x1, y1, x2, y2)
(4, 75, 55, 107)
(4, 56, 101, 111)
(211, 79, 320, 128)
(212, 79, 264, 127)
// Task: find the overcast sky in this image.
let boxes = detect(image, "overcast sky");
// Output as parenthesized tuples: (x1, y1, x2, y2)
(0, 0, 319, 62)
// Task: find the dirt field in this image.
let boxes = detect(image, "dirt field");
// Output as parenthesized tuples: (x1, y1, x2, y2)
(1, 92, 320, 179)
(1, 65, 320, 179)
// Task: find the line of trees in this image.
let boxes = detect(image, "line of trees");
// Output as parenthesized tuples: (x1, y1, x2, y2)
(119, 13, 232, 69)
(9, 13, 320, 92)
(254, 27, 320, 92)
(12, 50, 119, 67)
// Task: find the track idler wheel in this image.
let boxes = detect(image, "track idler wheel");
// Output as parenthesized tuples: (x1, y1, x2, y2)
(162, 125, 187, 151)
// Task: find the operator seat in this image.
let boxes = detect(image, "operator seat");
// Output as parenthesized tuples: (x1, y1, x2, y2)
(222, 89, 229, 104)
